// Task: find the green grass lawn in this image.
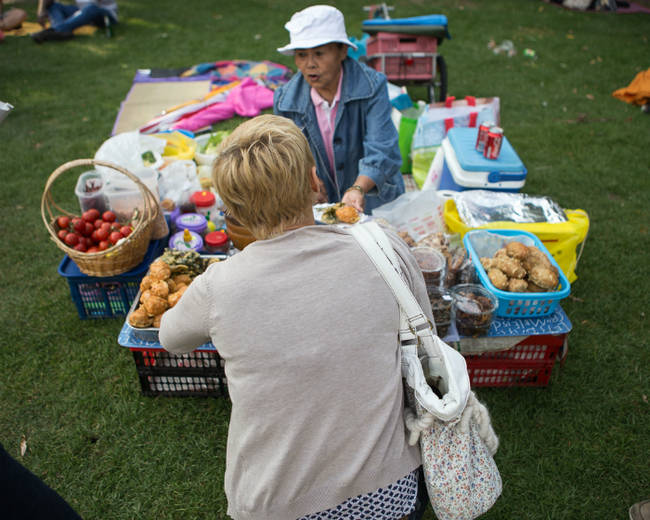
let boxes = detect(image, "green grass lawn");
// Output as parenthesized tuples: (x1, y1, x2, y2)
(1, 0, 649, 518)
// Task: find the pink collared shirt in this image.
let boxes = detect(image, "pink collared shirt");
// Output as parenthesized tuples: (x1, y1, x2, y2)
(310, 69, 343, 180)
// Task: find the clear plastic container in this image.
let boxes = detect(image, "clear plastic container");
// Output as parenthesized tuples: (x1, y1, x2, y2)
(103, 168, 159, 222)
(428, 286, 452, 337)
(75, 170, 108, 214)
(450, 283, 498, 337)
(190, 190, 217, 218)
(411, 247, 446, 288)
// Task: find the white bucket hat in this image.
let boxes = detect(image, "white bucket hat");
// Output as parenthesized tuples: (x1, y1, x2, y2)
(277, 5, 357, 56)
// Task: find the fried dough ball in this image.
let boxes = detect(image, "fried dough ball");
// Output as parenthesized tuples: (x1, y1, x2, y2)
(528, 266, 559, 290)
(335, 205, 360, 224)
(480, 257, 496, 270)
(140, 289, 152, 303)
(494, 256, 526, 279)
(149, 260, 171, 281)
(507, 278, 528, 292)
(523, 246, 553, 272)
(505, 241, 528, 261)
(494, 248, 508, 259)
(487, 268, 509, 290)
(168, 285, 188, 308)
(140, 275, 154, 292)
(128, 306, 153, 328)
(150, 280, 169, 299)
(527, 281, 546, 293)
(166, 279, 177, 293)
(143, 294, 168, 316)
(152, 313, 163, 328)
(172, 274, 192, 286)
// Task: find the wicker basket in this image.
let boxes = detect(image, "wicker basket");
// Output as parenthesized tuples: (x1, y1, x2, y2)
(41, 158, 159, 277)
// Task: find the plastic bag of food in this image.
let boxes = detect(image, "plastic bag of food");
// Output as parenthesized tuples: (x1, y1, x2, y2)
(94, 131, 165, 179)
(157, 160, 201, 207)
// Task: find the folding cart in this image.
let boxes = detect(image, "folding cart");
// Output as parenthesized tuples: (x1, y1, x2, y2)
(362, 10, 450, 103)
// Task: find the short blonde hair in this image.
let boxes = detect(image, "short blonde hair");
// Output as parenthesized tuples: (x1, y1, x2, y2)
(212, 115, 315, 239)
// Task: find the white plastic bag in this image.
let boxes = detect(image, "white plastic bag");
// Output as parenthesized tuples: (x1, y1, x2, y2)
(94, 131, 165, 180)
(157, 160, 201, 206)
(372, 189, 445, 241)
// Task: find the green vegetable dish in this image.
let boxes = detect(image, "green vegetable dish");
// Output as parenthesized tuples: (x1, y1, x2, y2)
(202, 131, 231, 155)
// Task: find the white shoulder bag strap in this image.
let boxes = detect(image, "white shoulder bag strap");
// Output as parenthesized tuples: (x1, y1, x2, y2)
(349, 222, 470, 422)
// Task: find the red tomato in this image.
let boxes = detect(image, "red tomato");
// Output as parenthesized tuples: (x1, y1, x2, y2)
(64, 233, 79, 246)
(91, 229, 101, 243)
(57, 229, 68, 241)
(82, 208, 100, 222)
(87, 246, 99, 253)
(72, 218, 85, 233)
(102, 211, 116, 223)
(56, 216, 70, 229)
(94, 218, 104, 229)
(109, 231, 123, 245)
(120, 226, 132, 237)
(100, 221, 111, 231)
(96, 227, 109, 241)
(82, 222, 94, 237)
(98, 240, 110, 251)
(74, 242, 87, 252)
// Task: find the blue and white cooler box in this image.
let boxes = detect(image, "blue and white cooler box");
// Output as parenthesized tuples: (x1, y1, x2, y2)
(436, 127, 527, 192)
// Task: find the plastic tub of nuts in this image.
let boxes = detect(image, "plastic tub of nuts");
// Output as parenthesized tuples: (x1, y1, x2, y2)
(411, 247, 446, 288)
(450, 283, 498, 337)
(427, 286, 452, 337)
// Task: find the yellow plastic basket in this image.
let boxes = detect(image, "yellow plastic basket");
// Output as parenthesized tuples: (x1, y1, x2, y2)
(443, 199, 589, 283)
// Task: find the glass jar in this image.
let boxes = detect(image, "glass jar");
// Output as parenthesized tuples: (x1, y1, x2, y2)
(204, 230, 230, 254)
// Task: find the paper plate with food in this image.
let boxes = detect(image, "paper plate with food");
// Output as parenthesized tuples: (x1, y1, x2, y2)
(313, 202, 368, 226)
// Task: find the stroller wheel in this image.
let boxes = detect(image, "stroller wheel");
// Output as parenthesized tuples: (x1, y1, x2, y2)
(428, 55, 448, 103)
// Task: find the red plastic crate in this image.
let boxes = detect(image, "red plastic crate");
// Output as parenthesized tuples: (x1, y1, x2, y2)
(367, 33, 438, 54)
(464, 334, 567, 387)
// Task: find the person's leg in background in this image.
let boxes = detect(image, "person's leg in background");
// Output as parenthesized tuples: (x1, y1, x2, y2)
(46, 1, 80, 29)
(0, 442, 83, 519)
(50, 4, 114, 33)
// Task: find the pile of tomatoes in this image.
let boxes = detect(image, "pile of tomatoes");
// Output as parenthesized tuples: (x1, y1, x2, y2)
(55, 208, 134, 253)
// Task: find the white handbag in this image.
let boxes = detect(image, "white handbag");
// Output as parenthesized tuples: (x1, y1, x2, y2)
(349, 221, 502, 520)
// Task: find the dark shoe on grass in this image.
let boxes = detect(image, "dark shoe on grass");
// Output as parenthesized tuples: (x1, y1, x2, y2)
(31, 28, 73, 44)
(630, 500, 650, 520)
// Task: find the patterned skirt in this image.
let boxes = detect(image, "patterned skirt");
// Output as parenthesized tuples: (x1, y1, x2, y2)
(298, 469, 418, 520)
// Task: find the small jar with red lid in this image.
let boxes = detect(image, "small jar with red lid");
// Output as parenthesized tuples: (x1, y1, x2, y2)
(190, 190, 218, 219)
(204, 230, 230, 254)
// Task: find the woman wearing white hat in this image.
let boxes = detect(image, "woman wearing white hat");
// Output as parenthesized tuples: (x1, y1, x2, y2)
(274, 5, 405, 215)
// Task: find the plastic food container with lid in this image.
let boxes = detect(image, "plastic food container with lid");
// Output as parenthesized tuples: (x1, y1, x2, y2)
(450, 283, 498, 337)
(174, 212, 207, 236)
(411, 246, 446, 288)
(169, 229, 203, 253)
(190, 190, 218, 217)
(204, 230, 230, 254)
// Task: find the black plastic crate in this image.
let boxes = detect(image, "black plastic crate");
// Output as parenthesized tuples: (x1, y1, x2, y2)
(131, 349, 228, 398)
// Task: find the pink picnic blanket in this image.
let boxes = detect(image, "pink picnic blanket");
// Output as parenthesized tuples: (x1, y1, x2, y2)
(171, 78, 274, 132)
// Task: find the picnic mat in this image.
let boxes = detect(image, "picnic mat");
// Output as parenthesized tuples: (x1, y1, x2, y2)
(112, 77, 212, 135)
(2, 21, 98, 36)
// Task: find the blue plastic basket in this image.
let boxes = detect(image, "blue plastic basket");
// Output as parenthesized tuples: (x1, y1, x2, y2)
(58, 239, 164, 319)
(463, 230, 570, 318)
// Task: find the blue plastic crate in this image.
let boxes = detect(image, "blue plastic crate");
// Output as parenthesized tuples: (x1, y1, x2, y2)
(463, 230, 570, 318)
(58, 240, 164, 319)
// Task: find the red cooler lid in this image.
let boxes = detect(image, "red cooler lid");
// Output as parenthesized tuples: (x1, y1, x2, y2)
(205, 230, 228, 247)
(190, 190, 216, 208)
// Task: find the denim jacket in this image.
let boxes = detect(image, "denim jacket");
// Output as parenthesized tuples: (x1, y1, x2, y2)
(274, 57, 404, 213)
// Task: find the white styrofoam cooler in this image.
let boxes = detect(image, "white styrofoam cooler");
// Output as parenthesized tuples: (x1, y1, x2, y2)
(432, 127, 527, 192)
